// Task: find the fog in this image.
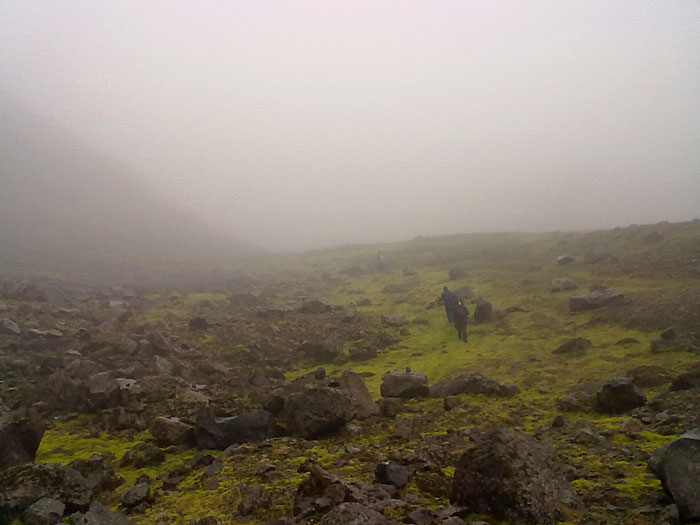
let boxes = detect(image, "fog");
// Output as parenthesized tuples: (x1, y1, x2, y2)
(2, 1, 699, 252)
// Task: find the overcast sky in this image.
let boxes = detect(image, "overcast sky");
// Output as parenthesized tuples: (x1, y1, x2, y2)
(2, 1, 699, 250)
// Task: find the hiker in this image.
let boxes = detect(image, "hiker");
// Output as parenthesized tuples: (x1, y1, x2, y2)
(454, 299, 469, 342)
(375, 251, 387, 272)
(440, 286, 458, 325)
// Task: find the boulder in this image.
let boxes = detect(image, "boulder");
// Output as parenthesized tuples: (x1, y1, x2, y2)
(22, 497, 65, 525)
(595, 377, 646, 414)
(297, 341, 344, 363)
(473, 298, 493, 324)
(120, 482, 151, 509)
(430, 371, 519, 398)
(0, 463, 93, 519)
(71, 502, 135, 524)
(318, 502, 398, 525)
(285, 387, 355, 439)
(569, 289, 624, 312)
(550, 279, 577, 293)
(374, 462, 413, 488)
(299, 300, 332, 314)
(0, 407, 45, 471)
(669, 364, 700, 391)
(451, 430, 580, 524)
(0, 318, 21, 336)
(380, 371, 429, 399)
(552, 337, 592, 356)
(68, 455, 122, 494)
(556, 255, 575, 265)
(337, 370, 380, 419)
(83, 373, 122, 411)
(149, 416, 195, 446)
(647, 428, 700, 522)
(195, 408, 282, 450)
(188, 316, 209, 331)
(627, 365, 673, 388)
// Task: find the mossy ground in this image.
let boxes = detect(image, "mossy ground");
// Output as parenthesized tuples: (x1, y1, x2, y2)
(35, 225, 699, 524)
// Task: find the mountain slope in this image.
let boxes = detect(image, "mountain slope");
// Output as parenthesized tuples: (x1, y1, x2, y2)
(0, 101, 254, 282)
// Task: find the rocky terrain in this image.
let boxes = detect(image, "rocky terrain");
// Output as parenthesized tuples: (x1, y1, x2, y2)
(0, 220, 699, 524)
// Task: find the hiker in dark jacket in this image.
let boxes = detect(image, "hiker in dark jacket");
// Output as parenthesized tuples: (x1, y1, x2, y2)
(453, 299, 469, 342)
(440, 287, 458, 325)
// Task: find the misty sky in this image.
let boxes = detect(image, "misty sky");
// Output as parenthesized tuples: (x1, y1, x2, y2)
(2, 1, 699, 250)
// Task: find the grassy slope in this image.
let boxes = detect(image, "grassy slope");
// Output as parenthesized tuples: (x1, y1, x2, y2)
(35, 223, 699, 524)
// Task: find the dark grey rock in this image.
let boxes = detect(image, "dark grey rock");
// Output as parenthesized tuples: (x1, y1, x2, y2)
(195, 408, 283, 449)
(569, 289, 624, 311)
(451, 430, 581, 524)
(22, 497, 65, 525)
(473, 298, 492, 324)
(553, 337, 592, 355)
(120, 482, 151, 509)
(647, 428, 700, 522)
(374, 462, 413, 488)
(0, 407, 45, 470)
(285, 387, 355, 439)
(595, 377, 646, 414)
(0, 463, 93, 518)
(149, 416, 195, 446)
(337, 370, 380, 419)
(550, 278, 577, 293)
(381, 371, 429, 399)
(627, 365, 673, 388)
(430, 371, 519, 398)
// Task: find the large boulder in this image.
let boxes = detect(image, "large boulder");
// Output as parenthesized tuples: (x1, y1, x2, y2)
(337, 370, 380, 419)
(297, 341, 344, 363)
(595, 377, 646, 414)
(473, 297, 493, 324)
(285, 387, 355, 439)
(71, 502, 135, 524)
(195, 408, 282, 450)
(374, 462, 413, 488)
(647, 428, 700, 522)
(0, 463, 93, 520)
(670, 364, 700, 391)
(67, 455, 122, 494)
(569, 289, 624, 312)
(22, 497, 65, 525)
(380, 371, 429, 399)
(83, 373, 123, 411)
(0, 318, 21, 336)
(430, 371, 519, 398)
(149, 416, 195, 446)
(552, 337, 592, 356)
(299, 300, 332, 314)
(627, 365, 673, 388)
(550, 279, 577, 293)
(0, 408, 45, 471)
(451, 430, 580, 524)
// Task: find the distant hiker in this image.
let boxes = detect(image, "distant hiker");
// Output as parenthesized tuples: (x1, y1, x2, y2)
(440, 286, 458, 325)
(454, 299, 469, 342)
(375, 251, 387, 272)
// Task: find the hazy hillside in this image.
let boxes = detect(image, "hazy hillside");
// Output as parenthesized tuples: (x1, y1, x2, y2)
(0, 101, 254, 282)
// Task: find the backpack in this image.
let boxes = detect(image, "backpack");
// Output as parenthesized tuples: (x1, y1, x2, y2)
(456, 304, 468, 317)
